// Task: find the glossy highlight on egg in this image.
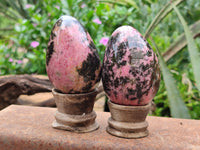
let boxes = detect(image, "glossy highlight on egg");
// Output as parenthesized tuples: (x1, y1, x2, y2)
(46, 15, 101, 94)
(102, 26, 160, 106)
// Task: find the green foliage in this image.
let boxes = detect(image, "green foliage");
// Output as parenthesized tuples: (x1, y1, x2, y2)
(0, 0, 39, 20)
(145, 0, 200, 118)
(144, 0, 183, 39)
(151, 37, 191, 118)
(0, 45, 24, 74)
(173, 5, 200, 93)
(1, 0, 64, 74)
(163, 20, 200, 61)
(1, 0, 138, 74)
(0, 0, 200, 119)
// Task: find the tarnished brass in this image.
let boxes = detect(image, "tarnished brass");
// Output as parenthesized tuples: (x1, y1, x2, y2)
(52, 88, 99, 133)
(107, 100, 151, 138)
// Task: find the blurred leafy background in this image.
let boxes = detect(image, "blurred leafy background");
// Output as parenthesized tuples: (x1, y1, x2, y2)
(0, 0, 199, 119)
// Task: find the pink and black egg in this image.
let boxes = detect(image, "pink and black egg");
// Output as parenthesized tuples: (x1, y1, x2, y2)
(46, 16, 101, 94)
(102, 26, 160, 106)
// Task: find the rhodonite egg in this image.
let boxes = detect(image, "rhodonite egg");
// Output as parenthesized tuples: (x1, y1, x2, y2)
(102, 26, 160, 106)
(46, 15, 101, 94)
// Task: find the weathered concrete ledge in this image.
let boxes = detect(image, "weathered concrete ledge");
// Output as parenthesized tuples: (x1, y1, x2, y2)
(0, 105, 200, 150)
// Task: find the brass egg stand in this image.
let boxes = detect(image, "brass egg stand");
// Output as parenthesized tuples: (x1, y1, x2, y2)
(52, 88, 99, 133)
(107, 100, 151, 139)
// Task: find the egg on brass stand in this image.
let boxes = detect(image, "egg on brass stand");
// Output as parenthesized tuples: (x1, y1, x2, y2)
(46, 16, 101, 133)
(102, 26, 160, 138)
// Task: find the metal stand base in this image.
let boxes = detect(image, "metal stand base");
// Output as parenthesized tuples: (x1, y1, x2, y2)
(107, 100, 151, 138)
(52, 88, 99, 133)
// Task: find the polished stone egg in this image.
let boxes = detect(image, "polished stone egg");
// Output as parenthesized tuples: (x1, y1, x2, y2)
(102, 26, 160, 106)
(46, 15, 101, 94)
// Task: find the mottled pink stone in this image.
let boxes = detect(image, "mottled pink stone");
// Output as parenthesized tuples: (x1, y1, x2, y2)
(102, 26, 160, 106)
(46, 16, 101, 94)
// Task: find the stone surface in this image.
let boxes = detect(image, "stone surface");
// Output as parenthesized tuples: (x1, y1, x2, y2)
(0, 105, 200, 150)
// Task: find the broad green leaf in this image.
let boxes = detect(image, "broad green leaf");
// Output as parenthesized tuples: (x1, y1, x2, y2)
(145, 0, 184, 38)
(163, 20, 200, 61)
(173, 6, 200, 93)
(151, 37, 191, 119)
